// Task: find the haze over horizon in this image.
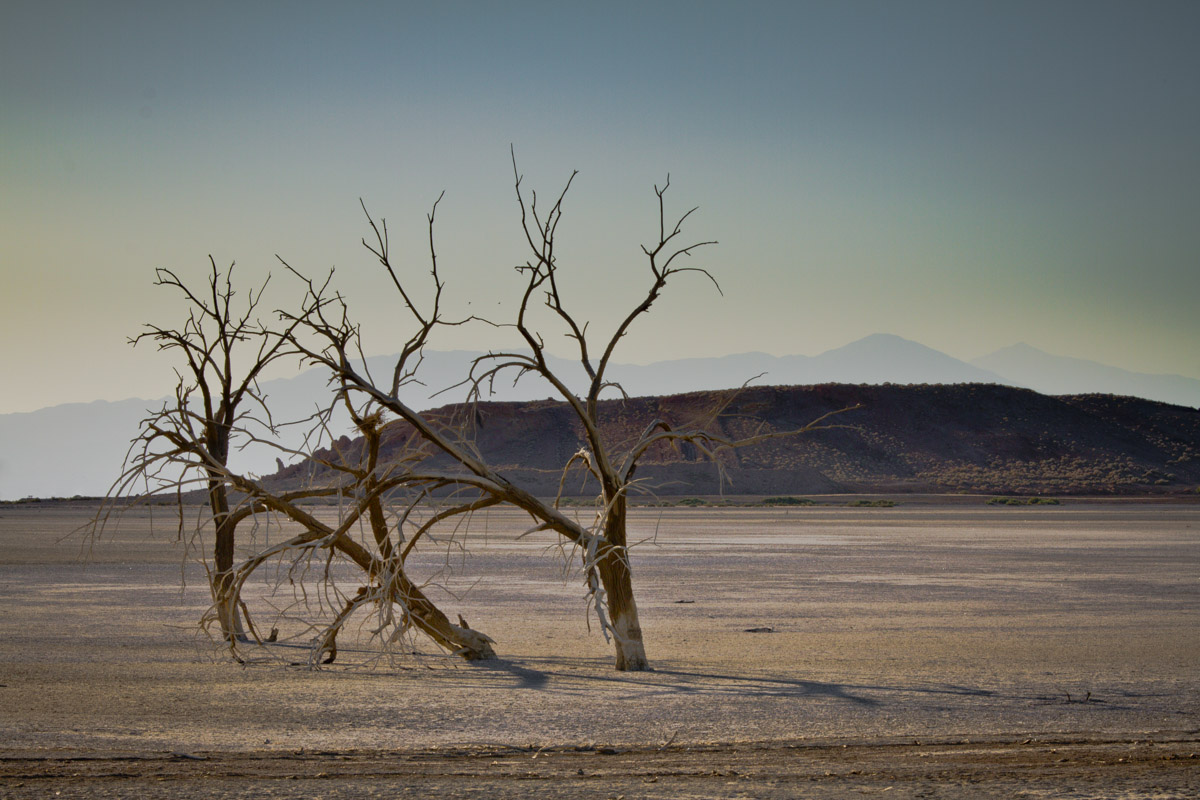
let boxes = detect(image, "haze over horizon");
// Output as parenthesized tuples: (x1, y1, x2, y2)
(5, 331, 1200, 500)
(5, 332, 1195, 414)
(4, 1, 1199, 415)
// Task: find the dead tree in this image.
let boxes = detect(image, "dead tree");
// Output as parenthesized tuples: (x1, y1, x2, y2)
(282, 155, 848, 671)
(210, 408, 497, 665)
(104, 260, 300, 640)
(94, 261, 496, 664)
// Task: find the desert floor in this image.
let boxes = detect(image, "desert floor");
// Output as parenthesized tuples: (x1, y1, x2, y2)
(1, 499, 1197, 798)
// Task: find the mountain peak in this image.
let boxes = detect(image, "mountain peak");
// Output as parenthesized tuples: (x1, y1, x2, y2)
(835, 332, 928, 351)
(980, 342, 1049, 359)
(811, 334, 1009, 386)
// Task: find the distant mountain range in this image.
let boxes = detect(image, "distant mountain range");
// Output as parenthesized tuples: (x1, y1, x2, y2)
(970, 342, 1200, 409)
(603, 334, 1011, 396)
(3, 334, 1198, 500)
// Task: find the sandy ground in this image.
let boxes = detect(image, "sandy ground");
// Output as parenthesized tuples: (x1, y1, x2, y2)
(1, 499, 1197, 797)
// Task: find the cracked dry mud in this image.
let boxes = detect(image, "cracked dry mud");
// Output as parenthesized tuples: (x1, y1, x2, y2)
(2, 501, 1197, 797)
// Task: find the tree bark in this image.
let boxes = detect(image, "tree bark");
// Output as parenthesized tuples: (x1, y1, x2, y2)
(209, 477, 244, 641)
(208, 419, 246, 641)
(597, 497, 648, 671)
(390, 568, 496, 660)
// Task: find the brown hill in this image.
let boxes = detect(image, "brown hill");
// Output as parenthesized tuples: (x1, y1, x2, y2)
(271, 384, 1200, 497)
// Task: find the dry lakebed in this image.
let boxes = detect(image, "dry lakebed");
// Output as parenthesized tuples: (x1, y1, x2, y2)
(1, 499, 1197, 798)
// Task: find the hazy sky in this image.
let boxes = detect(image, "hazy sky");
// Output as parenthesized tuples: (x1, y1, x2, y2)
(3, 1, 1198, 414)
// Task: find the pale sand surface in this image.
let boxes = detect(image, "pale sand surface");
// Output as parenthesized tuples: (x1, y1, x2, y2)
(1, 501, 1197, 796)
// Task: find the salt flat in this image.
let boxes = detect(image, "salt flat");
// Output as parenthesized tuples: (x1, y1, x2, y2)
(1, 501, 1197, 797)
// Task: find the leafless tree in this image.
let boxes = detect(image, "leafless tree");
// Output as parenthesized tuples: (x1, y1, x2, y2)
(209, 403, 497, 665)
(280, 154, 847, 671)
(94, 156, 848, 673)
(92, 261, 495, 664)
(92, 261, 300, 639)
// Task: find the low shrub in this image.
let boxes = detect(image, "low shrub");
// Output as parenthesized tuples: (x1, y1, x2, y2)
(762, 496, 817, 506)
(987, 496, 1060, 506)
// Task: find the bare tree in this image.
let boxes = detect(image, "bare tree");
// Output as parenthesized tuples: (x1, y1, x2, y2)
(93, 260, 496, 664)
(281, 156, 847, 671)
(97, 260, 300, 639)
(95, 158, 847, 673)
(210, 405, 497, 665)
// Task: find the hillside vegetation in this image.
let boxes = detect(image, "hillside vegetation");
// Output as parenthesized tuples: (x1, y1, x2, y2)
(271, 383, 1200, 497)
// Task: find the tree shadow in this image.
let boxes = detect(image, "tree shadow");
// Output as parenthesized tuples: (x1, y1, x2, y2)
(471, 657, 552, 689)
(647, 668, 883, 706)
(258, 649, 1023, 712)
(242, 648, 1147, 717)
(435, 656, 1009, 708)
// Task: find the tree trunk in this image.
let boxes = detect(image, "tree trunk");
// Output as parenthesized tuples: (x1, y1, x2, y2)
(208, 462, 244, 641)
(316, 576, 495, 664)
(598, 497, 649, 671)
(333, 529, 495, 662)
(391, 569, 496, 660)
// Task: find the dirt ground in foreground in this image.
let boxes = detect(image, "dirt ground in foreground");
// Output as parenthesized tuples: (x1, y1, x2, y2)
(1, 501, 1198, 797)
(2, 739, 1198, 799)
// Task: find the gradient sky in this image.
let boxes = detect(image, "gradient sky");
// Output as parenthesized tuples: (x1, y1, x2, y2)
(3, 1, 1198, 415)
